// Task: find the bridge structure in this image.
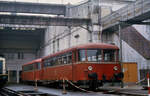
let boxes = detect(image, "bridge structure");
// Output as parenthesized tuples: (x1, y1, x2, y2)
(0, 1, 66, 15)
(101, 0, 150, 32)
(0, 14, 90, 26)
(0, 0, 149, 29)
(0, 1, 91, 27)
(101, 0, 150, 60)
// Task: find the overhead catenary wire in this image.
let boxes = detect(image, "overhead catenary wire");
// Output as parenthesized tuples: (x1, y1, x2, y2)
(40, 26, 86, 49)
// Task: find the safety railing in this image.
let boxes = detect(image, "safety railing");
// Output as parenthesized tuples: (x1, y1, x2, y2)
(101, 0, 150, 31)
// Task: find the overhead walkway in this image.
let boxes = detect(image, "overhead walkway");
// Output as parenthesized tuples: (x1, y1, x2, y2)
(101, 0, 150, 59)
(0, 1, 90, 27)
(0, 14, 90, 26)
(0, 1, 66, 15)
(101, 0, 150, 32)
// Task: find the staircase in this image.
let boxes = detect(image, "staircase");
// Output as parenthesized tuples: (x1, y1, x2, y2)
(122, 26, 150, 59)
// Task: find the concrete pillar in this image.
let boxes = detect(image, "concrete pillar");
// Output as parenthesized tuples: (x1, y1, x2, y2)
(146, 24, 150, 41)
(68, 26, 71, 48)
(8, 70, 10, 82)
(87, 25, 92, 42)
(17, 69, 20, 83)
(65, 3, 71, 17)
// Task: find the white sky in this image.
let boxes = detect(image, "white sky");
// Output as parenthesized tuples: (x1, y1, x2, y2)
(2, 0, 84, 4)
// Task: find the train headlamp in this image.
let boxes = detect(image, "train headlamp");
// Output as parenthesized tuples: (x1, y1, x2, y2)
(113, 66, 118, 71)
(88, 66, 93, 71)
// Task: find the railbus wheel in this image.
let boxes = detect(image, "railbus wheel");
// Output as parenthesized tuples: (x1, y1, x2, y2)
(89, 79, 98, 91)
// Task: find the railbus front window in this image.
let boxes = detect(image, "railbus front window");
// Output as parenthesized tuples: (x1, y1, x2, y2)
(78, 50, 86, 61)
(103, 50, 115, 62)
(87, 49, 102, 62)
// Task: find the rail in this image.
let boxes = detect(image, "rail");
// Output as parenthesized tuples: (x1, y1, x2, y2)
(0, 87, 50, 96)
(0, 88, 25, 96)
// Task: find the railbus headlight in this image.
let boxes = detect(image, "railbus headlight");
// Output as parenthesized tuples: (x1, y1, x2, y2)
(88, 66, 93, 71)
(113, 66, 118, 71)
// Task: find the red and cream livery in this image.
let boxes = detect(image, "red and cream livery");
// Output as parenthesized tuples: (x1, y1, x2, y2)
(22, 43, 123, 89)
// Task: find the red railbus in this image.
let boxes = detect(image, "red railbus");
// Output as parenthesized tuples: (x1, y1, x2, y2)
(22, 43, 123, 89)
(22, 58, 42, 82)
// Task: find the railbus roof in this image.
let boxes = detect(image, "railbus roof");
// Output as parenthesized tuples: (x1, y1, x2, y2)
(23, 58, 42, 66)
(43, 43, 119, 60)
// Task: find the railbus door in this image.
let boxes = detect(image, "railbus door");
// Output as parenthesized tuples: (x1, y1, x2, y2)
(72, 50, 76, 81)
(123, 62, 138, 83)
(34, 62, 42, 81)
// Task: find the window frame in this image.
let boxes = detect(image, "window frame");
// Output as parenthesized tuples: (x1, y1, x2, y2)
(103, 49, 115, 62)
(78, 49, 86, 62)
(23, 63, 34, 72)
(86, 49, 102, 62)
(43, 51, 73, 68)
(77, 49, 118, 62)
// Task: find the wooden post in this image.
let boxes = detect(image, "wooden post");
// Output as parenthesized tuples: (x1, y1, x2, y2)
(34, 79, 38, 91)
(8, 70, 10, 82)
(147, 73, 150, 96)
(62, 79, 67, 94)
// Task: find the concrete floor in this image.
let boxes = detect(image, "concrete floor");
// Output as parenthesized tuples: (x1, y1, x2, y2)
(6, 84, 121, 96)
(5, 84, 148, 96)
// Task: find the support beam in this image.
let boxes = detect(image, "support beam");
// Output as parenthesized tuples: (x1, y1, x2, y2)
(119, 24, 124, 88)
(0, 1, 66, 15)
(0, 15, 91, 26)
(121, 21, 150, 25)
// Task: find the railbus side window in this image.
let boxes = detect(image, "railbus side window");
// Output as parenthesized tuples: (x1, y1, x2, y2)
(23, 64, 34, 71)
(54, 57, 57, 65)
(62, 56, 67, 64)
(47, 59, 51, 66)
(37, 62, 41, 70)
(67, 52, 72, 63)
(29, 64, 34, 70)
(50, 58, 53, 66)
(51, 57, 54, 66)
(23, 66, 27, 71)
(78, 50, 86, 61)
(43, 59, 47, 67)
(58, 56, 63, 65)
(55, 57, 59, 65)
(46, 59, 49, 67)
(103, 50, 115, 62)
(45, 58, 54, 67)
(53, 57, 56, 65)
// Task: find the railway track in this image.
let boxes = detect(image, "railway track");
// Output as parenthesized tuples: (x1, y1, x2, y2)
(4, 84, 147, 96)
(0, 88, 25, 96)
(0, 88, 55, 96)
